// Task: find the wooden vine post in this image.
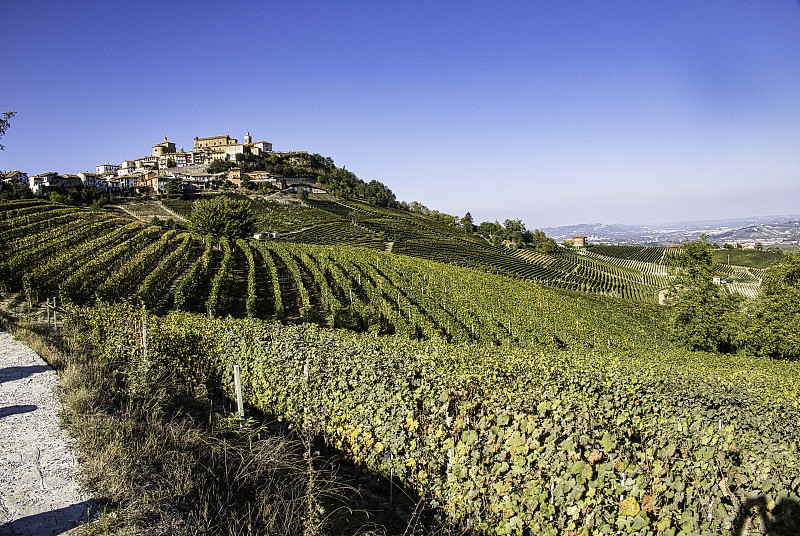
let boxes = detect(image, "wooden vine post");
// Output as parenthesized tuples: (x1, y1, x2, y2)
(233, 364, 244, 418)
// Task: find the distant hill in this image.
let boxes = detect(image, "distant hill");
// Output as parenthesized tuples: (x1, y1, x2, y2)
(542, 215, 800, 247)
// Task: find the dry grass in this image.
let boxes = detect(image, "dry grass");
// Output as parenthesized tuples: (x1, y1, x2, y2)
(0, 310, 323, 535)
(0, 306, 463, 535)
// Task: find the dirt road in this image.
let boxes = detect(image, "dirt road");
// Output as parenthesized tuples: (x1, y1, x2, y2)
(0, 330, 93, 535)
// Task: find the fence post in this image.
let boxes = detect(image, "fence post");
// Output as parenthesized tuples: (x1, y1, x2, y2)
(233, 364, 244, 418)
(46, 298, 51, 327)
(389, 452, 394, 512)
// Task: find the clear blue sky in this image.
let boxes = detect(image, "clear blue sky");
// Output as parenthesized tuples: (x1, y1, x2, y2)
(3, 1, 799, 227)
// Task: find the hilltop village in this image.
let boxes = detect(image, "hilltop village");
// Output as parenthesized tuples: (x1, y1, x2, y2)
(1, 133, 320, 197)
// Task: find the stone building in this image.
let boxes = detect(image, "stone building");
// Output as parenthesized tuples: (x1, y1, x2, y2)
(152, 136, 176, 157)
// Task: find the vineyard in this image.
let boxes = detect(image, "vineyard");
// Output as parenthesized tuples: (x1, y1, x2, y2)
(2, 199, 773, 343)
(75, 303, 800, 536)
(2, 198, 798, 535)
(1, 199, 670, 350)
(98, 196, 775, 304)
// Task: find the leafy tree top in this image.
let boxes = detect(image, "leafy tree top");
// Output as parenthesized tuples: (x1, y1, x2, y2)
(0, 111, 15, 151)
(189, 196, 255, 239)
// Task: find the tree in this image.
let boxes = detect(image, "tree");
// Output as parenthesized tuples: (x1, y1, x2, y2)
(530, 229, 557, 254)
(0, 111, 15, 151)
(206, 159, 237, 174)
(738, 253, 800, 359)
(163, 175, 182, 199)
(680, 234, 714, 269)
(189, 196, 255, 239)
(665, 235, 742, 352)
(460, 212, 474, 233)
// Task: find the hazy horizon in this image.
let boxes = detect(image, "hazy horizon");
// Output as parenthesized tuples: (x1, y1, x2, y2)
(3, 1, 800, 228)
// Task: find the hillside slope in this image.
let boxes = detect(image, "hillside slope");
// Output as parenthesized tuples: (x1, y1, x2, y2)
(1, 199, 671, 349)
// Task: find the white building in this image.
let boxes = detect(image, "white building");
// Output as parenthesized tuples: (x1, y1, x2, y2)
(96, 163, 120, 175)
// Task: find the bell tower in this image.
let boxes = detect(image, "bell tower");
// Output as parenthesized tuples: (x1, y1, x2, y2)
(244, 131, 252, 144)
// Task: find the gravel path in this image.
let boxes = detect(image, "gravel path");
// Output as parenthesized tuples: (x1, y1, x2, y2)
(0, 330, 93, 535)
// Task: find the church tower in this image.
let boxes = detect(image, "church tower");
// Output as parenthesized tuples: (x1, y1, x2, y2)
(244, 131, 252, 144)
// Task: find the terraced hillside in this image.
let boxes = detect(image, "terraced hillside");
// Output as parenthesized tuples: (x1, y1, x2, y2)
(4, 198, 770, 316)
(207, 197, 676, 301)
(2, 199, 672, 349)
(586, 244, 768, 298)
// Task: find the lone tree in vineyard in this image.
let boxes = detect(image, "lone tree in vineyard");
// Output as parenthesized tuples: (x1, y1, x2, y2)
(189, 196, 255, 239)
(666, 234, 742, 352)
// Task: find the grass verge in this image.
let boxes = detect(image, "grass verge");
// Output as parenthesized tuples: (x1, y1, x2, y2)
(0, 302, 464, 535)
(0, 308, 334, 535)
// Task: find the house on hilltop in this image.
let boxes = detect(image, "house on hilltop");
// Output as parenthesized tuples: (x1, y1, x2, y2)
(3, 170, 28, 185)
(152, 137, 176, 157)
(193, 132, 273, 161)
(96, 163, 120, 175)
(28, 172, 58, 196)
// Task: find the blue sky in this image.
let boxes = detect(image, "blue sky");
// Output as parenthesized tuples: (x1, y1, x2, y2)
(3, 1, 799, 227)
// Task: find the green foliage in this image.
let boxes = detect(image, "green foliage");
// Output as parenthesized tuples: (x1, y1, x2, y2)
(162, 175, 182, 199)
(0, 183, 34, 200)
(189, 196, 255, 239)
(528, 228, 557, 254)
(205, 159, 237, 174)
(0, 110, 15, 151)
(239, 176, 254, 190)
(666, 274, 743, 352)
(46, 186, 114, 208)
(81, 307, 800, 536)
(459, 212, 474, 233)
(670, 234, 714, 270)
(738, 253, 800, 359)
(666, 236, 742, 352)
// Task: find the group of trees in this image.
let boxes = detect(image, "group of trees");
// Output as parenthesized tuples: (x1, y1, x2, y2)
(396, 202, 559, 253)
(0, 182, 33, 201)
(738, 253, 800, 359)
(206, 152, 398, 208)
(474, 219, 557, 252)
(666, 235, 800, 359)
(399, 200, 459, 225)
(47, 186, 115, 209)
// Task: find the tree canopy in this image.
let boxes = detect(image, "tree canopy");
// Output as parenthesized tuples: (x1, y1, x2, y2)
(208, 151, 397, 207)
(189, 196, 255, 239)
(665, 235, 742, 352)
(0, 111, 15, 151)
(738, 252, 800, 359)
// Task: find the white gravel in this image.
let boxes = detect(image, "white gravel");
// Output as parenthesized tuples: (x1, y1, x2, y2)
(0, 330, 93, 535)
